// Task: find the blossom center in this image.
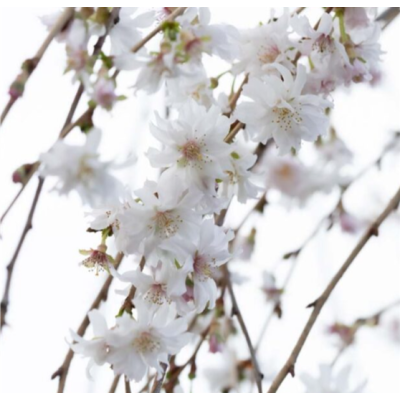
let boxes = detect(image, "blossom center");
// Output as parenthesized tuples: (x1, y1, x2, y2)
(152, 210, 181, 238)
(145, 284, 169, 305)
(132, 332, 161, 353)
(258, 44, 280, 64)
(272, 106, 302, 131)
(193, 254, 213, 281)
(181, 140, 203, 161)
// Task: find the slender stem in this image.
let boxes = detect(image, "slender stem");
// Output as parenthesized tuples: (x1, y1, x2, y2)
(224, 122, 245, 144)
(292, 7, 306, 16)
(124, 377, 132, 393)
(377, 7, 400, 30)
(109, 374, 121, 393)
(118, 256, 145, 315)
(0, 99, 15, 127)
(0, 8, 119, 226)
(227, 74, 248, 116)
(0, 7, 186, 225)
(268, 184, 400, 393)
(51, 253, 124, 392)
(0, 8, 75, 125)
(150, 363, 168, 393)
(131, 8, 187, 53)
(223, 265, 263, 393)
(0, 177, 44, 331)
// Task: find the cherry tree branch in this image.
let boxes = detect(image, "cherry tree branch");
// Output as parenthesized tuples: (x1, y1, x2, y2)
(0, 8, 75, 125)
(223, 264, 263, 393)
(0, 176, 44, 331)
(0, 8, 123, 331)
(267, 184, 400, 393)
(109, 374, 121, 393)
(377, 7, 400, 30)
(131, 8, 187, 53)
(51, 253, 124, 392)
(124, 377, 132, 393)
(0, 8, 186, 227)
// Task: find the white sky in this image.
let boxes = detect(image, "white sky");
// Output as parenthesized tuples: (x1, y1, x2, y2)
(0, 7, 399, 394)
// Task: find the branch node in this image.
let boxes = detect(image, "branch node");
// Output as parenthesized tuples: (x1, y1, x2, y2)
(369, 224, 379, 237)
(51, 366, 64, 380)
(306, 298, 319, 309)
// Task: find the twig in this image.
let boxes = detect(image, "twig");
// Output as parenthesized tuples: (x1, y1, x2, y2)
(150, 363, 168, 393)
(227, 75, 248, 116)
(224, 122, 245, 144)
(51, 253, 124, 392)
(0, 177, 44, 331)
(0, 7, 186, 225)
(330, 298, 400, 368)
(223, 265, 263, 393)
(267, 184, 400, 393)
(131, 8, 187, 53)
(377, 7, 400, 30)
(118, 256, 146, 315)
(0, 8, 75, 125)
(292, 7, 306, 16)
(124, 377, 132, 393)
(109, 374, 121, 393)
(164, 325, 211, 393)
(0, 8, 118, 226)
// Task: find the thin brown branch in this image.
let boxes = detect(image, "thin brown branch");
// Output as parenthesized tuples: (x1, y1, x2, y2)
(331, 298, 400, 367)
(0, 7, 185, 225)
(292, 7, 306, 16)
(0, 8, 75, 125)
(118, 256, 146, 315)
(131, 8, 187, 53)
(223, 265, 263, 393)
(0, 99, 15, 127)
(150, 363, 168, 393)
(0, 8, 121, 228)
(51, 252, 124, 392)
(124, 377, 132, 393)
(268, 184, 400, 393)
(377, 7, 400, 30)
(227, 74, 248, 116)
(164, 325, 210, 392)
(109, 374, 121, 393)
(0, 177, 44, 331)
(224, 121, 245, 144)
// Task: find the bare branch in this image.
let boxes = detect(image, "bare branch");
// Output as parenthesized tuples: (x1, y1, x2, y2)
(51, 253, 124, 392)
(0, 177, 44, 331)
(124, 377, 132, 393)
(223, 265, 263, 393)
(131, 8, 187, 53)
(377, 7, 400, 30)
(109, 374, 121, 393)
(0, 8, 75, 125)
(0, 7, 186, 225)
(268, 184, 400, 393)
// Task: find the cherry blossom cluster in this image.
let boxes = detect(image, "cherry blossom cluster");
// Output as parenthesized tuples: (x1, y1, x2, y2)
(34, 7, 384, 390)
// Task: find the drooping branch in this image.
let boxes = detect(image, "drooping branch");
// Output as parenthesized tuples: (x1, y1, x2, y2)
(109, 374, 121, 393)
(0, 9, 122, 331)
(0, 177, 44, 331)
(267, 184, 400, 393)
(0, 8, 75, 125)
(0, 8, 187, 227)
(377, 7, 400, 30)
(223, 265, 264, 393)
(51, 253, 124, 393)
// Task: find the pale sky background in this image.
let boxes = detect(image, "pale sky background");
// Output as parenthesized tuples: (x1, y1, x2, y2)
(0, 7, 399, 393)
